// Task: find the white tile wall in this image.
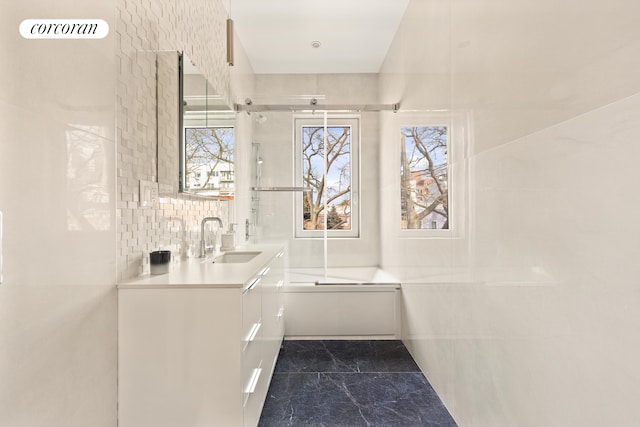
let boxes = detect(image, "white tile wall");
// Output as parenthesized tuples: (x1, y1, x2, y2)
(0, 0, 118, 425)
(115, 0, 233, 281)
(380, 0, 640, 425)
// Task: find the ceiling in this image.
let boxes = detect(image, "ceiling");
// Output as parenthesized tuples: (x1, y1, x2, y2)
(224, 0, 410, 74)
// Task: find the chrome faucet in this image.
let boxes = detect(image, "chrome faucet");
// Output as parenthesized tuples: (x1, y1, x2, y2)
(200, 217, 223, 258)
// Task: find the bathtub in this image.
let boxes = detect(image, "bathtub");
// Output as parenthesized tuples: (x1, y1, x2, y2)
(283, 267, 401, 339)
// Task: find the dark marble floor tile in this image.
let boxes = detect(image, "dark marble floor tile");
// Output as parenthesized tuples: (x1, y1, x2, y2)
(259, 372, 457, 427)
(275, 340, 421, 374)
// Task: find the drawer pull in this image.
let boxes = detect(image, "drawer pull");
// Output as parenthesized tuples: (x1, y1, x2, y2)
(259, 266, 271, 276)
(276, 280, 284, 288)
(245, 322, 261, 342)
(246, 277, 261, 292)
(245, 368, 262, 394)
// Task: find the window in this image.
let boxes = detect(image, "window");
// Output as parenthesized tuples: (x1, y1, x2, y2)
(183, 126, 234, 198)
(400, 125, 449, 230)
(295, 116, 360, 238)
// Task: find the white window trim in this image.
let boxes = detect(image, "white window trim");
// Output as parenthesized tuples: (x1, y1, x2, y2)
(393, 112, 469, 239)
(293, 114, 360, 238)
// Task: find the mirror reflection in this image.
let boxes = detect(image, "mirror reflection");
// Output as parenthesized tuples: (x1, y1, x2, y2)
(179, 53, 235, 199)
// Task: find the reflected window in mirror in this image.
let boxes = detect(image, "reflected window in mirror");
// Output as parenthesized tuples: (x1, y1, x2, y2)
(178, 52, 235, 199)
(183, 124, 234, 198)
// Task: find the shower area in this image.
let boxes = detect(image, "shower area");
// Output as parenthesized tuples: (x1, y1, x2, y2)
(246, 97, 396, 282)
(241, 84, 402, 338)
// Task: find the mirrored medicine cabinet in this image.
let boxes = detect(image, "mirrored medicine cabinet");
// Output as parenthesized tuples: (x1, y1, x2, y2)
(157, 50, 235, 200)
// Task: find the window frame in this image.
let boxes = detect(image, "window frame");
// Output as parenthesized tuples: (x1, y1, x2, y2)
(393, 112, 467, 239)
(293, 115, 361, 238)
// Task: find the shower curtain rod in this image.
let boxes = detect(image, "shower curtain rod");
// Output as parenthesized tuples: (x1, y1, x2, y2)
(235, 101, 400, 113)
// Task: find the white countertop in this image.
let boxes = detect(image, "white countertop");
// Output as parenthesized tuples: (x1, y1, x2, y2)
(117, 245, 283, 289)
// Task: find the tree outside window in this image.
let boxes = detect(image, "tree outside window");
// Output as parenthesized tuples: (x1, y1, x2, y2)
(184, 126, 234, 199)
(295, 116, 359, 238)
(400, 126, 448, 229)
(301, 125, 352, 231)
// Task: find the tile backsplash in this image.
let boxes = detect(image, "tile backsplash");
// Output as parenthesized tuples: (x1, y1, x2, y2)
(116, 0, 231, 281)
(122, 197, 230, 278)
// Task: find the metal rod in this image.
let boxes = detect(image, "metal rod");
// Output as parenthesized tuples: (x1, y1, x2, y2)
(235, 102, 400, 113)
(251, 186, 312, 192)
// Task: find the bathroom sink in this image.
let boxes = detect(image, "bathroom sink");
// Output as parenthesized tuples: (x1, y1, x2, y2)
(213, 251, 261, 263)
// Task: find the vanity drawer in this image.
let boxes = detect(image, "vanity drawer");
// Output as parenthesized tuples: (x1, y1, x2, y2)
(242, 277, 261, 349)
(242, 336, 262, 406)
(243, 359, 265, 427)
(242, 306, 264, 427)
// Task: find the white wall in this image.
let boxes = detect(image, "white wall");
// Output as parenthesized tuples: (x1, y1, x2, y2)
(378, 0, 458, 281)
(380, 0, 640, 425)
(0, 1, 117, 425)
(230, 39, 256, 247)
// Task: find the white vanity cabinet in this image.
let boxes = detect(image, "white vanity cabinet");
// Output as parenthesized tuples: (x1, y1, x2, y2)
(258, 249, 285, 386)
(242, 249, 285, 427)
(117, 247, 285, 427)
